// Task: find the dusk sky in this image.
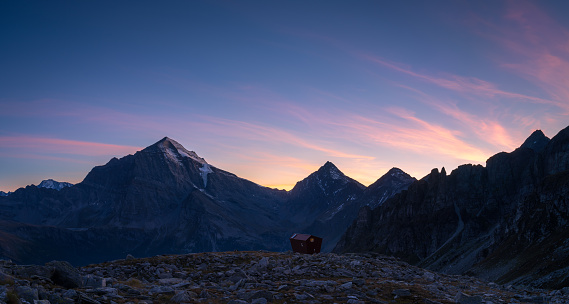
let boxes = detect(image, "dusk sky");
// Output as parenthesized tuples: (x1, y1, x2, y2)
(2, 1, 569, 192)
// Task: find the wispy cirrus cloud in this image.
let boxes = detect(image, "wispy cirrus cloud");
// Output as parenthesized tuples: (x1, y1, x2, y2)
(325, 108, 492, 164)
(0, 136, 142, 157)
(470, 0, 569, 112)
(0, 152, 93, 164)
(196, 116, 375, 160)
(361, 55, 562, 109)
(393, 84, 519, 151)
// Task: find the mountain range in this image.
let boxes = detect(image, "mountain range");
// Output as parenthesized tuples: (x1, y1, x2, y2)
(334, 127, 569, 288)
(2, 126, 569, 289)
(0, 137, 413, 266)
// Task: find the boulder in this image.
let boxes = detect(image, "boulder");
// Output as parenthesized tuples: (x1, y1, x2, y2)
(46, 261, 82, 288)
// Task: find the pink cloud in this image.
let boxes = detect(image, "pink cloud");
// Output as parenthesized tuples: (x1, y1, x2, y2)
(471, 0, 569, 112)
(0, 152, 93, 164)
(394, 84, 519, 151)
(326, 108, 493, 164)
(198, 116, 375, 160)
(362, 55, 560, 108)
(0, 136, 142, 157)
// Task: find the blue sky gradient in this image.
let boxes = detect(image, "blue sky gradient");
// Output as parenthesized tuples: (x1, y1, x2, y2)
(2, 1, 569, 191)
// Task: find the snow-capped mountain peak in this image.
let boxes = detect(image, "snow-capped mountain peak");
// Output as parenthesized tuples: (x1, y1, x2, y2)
(38, 179, 73, 191)
(157, 137, 208, 165)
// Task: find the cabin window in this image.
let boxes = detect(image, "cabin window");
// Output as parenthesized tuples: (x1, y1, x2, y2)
(310, 238, 314, 242)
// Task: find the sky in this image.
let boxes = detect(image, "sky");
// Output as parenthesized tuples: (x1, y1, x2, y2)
(1, 1, 569, 192)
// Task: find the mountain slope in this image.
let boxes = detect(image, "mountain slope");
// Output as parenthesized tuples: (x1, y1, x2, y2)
(334, 127, 569, 288)
(0, 137, 289, 264)
(294, 165, 415, 252)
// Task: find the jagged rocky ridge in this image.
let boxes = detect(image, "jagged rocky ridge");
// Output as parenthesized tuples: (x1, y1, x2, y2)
(2, 251, 568, 304)
(0, 137, 412, 266)
(334, 128, 569, 288)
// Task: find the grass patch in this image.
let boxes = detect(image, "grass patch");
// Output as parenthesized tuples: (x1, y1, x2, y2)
(6, 290, 19, 304)
(124, 278, 145, 288)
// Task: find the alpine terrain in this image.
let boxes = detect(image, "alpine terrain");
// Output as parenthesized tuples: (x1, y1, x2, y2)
(335, 127, 569, 288)
(0, 137, 411, 266)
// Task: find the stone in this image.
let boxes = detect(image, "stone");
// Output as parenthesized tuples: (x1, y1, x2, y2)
(227, 300, 248, 304)
(13, 265, 52, 279)
(126, 254, 135, 260)
(46, 261, 83, 288)
(48, 293, 73, 304)
(148, 285, 174, 295)
(338, 281, 353, 291)
(170, 291, 192, 303)
(251, 298, 267, 304)
(258, 257, 269, 268)
(199, 289, 211, 299)
(15, 286, 39, 303)
(62, 289, 78, 299)
(157, 278, 182, 285)
(250, 290, 273, 301)
(393, 289, 411, 297)
(0, 271, 14, 284)
(78, 292, 102, 304)
(83, 275, 106, 288)
(456, 292, 482, 304)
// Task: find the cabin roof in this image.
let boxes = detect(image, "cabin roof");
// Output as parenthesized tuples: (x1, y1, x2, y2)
(290, 233, 313, 241)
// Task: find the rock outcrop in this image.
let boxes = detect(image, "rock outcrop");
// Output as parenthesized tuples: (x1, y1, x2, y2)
(335, 127, 569, 288)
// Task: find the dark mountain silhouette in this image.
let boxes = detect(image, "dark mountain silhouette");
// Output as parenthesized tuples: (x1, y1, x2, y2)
(335, 126, 569, 288)
(0, 137, 412, 265)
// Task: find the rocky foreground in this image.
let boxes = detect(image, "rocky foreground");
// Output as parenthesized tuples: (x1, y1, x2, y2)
(0, 251, 567, 304)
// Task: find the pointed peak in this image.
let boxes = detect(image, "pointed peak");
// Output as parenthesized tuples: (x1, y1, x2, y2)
(386, 167, 404, 174)
(520, 129, 550, 152)
(531, 129, 545, 137)
(367, 167, 415, 191)
(321, 161, 338, 170)
(317, 161, 344, 180)
(157, 136, 180, 146)
(370, 167, 414, 186)
(384, 167, 413, 180)
(150, 137, 208, 164)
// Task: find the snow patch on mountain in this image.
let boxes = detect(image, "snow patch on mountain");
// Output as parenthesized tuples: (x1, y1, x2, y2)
(199, 163, 213, 188)
(166, 138, 207, 164)
(158, 137, 208, 166)
(163, 145, 182, 165)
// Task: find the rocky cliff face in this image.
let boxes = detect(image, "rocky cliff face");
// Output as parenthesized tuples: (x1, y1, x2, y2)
(335, 127, 569, 288)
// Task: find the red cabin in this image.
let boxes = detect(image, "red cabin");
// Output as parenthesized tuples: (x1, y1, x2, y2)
(289, 233, 322, 254)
